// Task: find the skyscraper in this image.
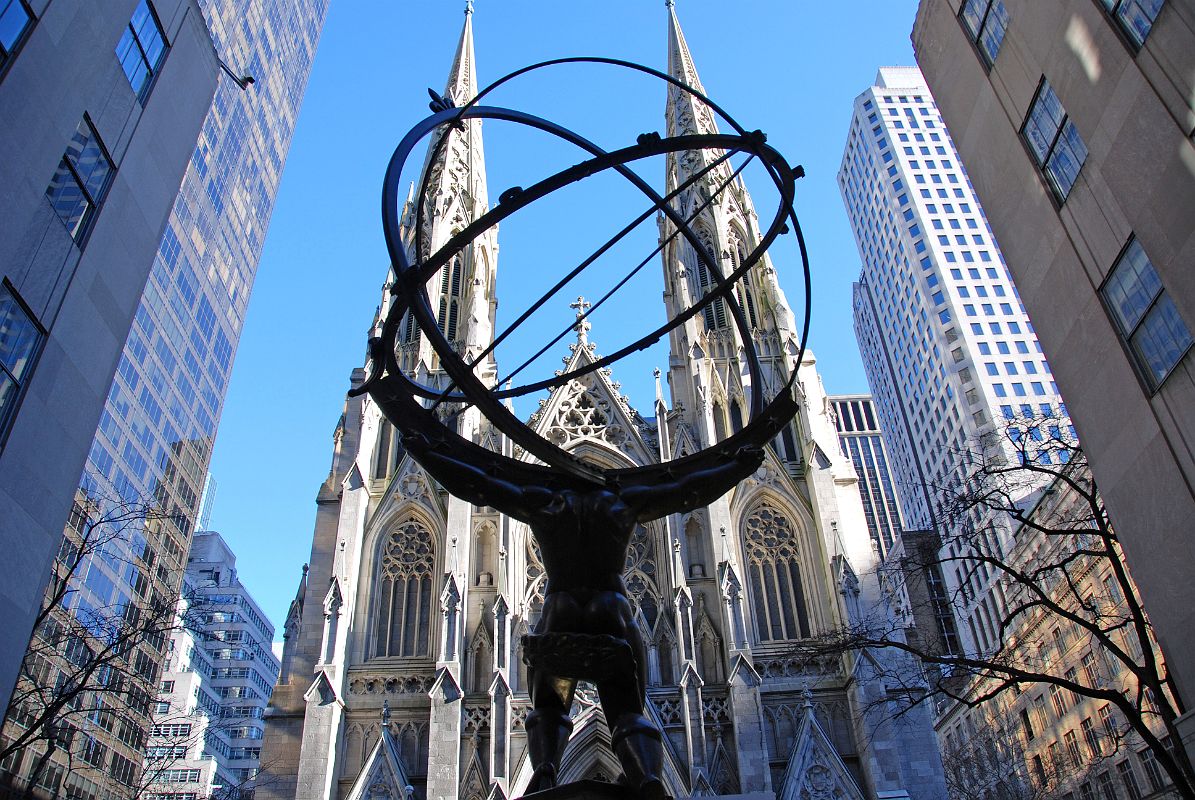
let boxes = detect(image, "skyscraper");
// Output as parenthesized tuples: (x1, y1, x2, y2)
(910, 0, 1195, 749)
(0, 1, 328, 796)
(145, 531, 280, 800)
(0, 0, 222, 717)
(839, 66, 1070, 655)
(259, 8, 947, 800)
(828, 395, 905, 562)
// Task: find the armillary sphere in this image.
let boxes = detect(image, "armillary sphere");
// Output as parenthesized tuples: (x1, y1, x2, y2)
(354, 57, 812, 492)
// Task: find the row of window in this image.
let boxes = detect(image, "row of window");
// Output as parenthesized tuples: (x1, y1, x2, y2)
(961, 0, 1164, 70)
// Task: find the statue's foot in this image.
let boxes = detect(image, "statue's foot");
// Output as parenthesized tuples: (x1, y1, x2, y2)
(526, 763, 558, 794)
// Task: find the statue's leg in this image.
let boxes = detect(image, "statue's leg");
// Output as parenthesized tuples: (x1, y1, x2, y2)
(526, 592, 579, 793)
(586, 591, 666, 799)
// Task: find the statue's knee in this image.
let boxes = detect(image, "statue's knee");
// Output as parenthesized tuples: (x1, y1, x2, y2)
(609, 712, 662, 748)
(526, 707, 574, 733)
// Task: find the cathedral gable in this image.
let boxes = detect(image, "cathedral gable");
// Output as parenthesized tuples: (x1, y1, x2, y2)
(775, 702, 865, 800)
(345, 714, 416, 800)
(370, 455, 444, 529)
(529, 339, 657, 467)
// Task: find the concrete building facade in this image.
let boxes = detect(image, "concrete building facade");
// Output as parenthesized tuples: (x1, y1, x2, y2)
(840, 66, 1071, 657)
(933, 469, 1182, 800)
(910, 0, 1195, 751)
(0, 0, 220, 718)
(259, 8, 949, 800)
(144, 531, 280, 800)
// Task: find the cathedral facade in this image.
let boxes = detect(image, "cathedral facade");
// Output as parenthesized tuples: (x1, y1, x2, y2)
(259, 8, 947, 800)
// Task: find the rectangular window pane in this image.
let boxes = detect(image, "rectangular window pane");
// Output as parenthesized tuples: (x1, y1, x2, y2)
(1131, 293, 1193, 385)
(45, 118, 114, 242)
(70, 131, 114, 199)
(979, 2, 1009, 62)
(1023, 79, 1087, 201)
(1104, 240, 1162, 333)
(960, 0, 987, 38)
(1046, 122, 1088, 197)
(116, 1, 167, 98)
(46, 158, 91, 238)
(0, 0, 31, 56)
(1102, 237, 1192, 389)
(1116, 0, 1165, 47)
(0, 291, 40, 380)
(0, 283, 43, 438)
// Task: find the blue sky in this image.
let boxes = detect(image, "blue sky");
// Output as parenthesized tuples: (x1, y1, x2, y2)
(207, 0, 921, 638)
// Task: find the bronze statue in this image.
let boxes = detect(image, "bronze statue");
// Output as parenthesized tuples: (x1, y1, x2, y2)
(356, 56, 808, 798)
(405, 434, 763, 796)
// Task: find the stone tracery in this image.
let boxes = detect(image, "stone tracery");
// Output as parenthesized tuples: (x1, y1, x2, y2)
(373, 518, 436, 657)
(742, 502, 811, 642)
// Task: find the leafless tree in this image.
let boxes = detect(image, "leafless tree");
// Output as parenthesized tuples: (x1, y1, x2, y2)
(0, 487, 202, 799)
(794, 414, 1193, 799)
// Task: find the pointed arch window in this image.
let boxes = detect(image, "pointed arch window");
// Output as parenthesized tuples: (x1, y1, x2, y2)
(399, 309, 420, 345)
(438, 253, 464, 341)
(624, 524, 661, 628)
(372, 421, 404, 480)
(742, 503, 810, 641)
(373, 519, 435, 657)
(728, 232, 760, 329)
(688, 230, 728, 331)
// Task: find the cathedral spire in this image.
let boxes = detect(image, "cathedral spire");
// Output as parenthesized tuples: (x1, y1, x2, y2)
(445, 2, 478, 106)
(403, 7, 496, 370)
(665, 3, 716, 137)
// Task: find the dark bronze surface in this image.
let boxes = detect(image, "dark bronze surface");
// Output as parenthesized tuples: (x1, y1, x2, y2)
(359, 59, 808, 797)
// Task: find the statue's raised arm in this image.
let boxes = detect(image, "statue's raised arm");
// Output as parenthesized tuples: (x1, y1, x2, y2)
(620, 445, 764, 522)
(400, 432, 554, 523)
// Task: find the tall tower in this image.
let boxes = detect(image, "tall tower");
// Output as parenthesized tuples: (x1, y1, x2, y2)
(840, 67, 1071, 657)
(262, 10, 946, 800)
(828, 396, 904, 563)
(0, 1, 327, 796)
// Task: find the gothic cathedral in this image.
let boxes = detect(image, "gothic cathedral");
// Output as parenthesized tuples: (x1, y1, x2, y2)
(259, 7, 947, 800)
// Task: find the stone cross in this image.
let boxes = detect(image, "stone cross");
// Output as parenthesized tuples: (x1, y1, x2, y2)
(569, 296, 592, 343)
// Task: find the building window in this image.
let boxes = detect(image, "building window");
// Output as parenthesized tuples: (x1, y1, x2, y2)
(1139, 748, 1166, 790)
(960, 0, 1009, 66)
(1100, 237, 1191, 390)
(0, 0, 32, 67)
(46, 116, 115, 242)
(743, 502, 811, 642)
(1100, 0, 1165, 48)
(437, 254, 463, 341)
(116, 0, 167, 99)
(0, 281, 44, 443)
(372, 518, 435, 658)
(1118, 760, 1143, 799)
(1022, 78, 1087, 201)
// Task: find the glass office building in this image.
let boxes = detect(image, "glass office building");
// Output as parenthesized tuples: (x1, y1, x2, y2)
(0, 1, 328, 797)
(829, 395, 905, 562)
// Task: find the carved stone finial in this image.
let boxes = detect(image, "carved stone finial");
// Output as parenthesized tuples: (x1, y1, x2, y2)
(665, 0, 675, 7)
(464, 0, 474, 15)
(381, 699, 391, 725)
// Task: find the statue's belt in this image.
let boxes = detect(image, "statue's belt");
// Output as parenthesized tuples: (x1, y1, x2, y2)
(521, 632, 636, 683)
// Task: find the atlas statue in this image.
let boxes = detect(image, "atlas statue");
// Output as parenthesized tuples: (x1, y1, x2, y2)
(355, 57, 810, 798)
